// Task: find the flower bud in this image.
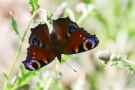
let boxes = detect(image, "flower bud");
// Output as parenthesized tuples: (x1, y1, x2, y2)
(96, 50, 111, 63)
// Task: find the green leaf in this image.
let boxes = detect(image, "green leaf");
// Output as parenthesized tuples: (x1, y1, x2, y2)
(6, 64, 38, 89)
(18, 65, 24, 78)
(83, 0, 92, 4)
(6, 82, 13, 90)
(35, 82, 43, 90)
(46, 11, 54, 24)
(10, 12, 20, 38)
(10, 70, 37, 89)
(2, 72, 9, 80)
(29, 0, 40, 12)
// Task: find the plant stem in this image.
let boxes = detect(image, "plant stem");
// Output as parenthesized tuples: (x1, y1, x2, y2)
(77, 7, 88, 25)
(3, 10, 40, 90)
(65, 8, 76, 21)
(44, 76, 53, 90)
(44, 61, 60, 90)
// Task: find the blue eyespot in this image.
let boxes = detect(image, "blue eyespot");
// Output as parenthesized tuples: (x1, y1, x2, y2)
(26, 60, 39, 70)
(23, 59, 49, 71)
(32, 37, 40, 46)
(84, 38, 97, 49)
(68, 26, 76, 34)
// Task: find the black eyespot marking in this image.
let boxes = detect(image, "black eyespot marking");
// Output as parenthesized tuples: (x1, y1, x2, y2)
(78, 44, 85, 53)
(23, 59, 53, 71)
(32, 37, 40, 46)
(84, 38, 97, 50)
(26, 60, 40, 70)
(68, 26, 76, 34)
(77, 37, 99, 53)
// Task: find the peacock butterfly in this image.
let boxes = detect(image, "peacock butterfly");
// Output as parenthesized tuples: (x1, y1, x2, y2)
(22, 17, 99, 71)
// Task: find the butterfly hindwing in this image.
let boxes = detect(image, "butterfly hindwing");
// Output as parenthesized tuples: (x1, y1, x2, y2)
(63, 28, 99, 54)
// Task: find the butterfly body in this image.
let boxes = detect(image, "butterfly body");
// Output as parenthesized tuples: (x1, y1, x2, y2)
(50, 32, 63, 61)
(22, 17, 99, 71)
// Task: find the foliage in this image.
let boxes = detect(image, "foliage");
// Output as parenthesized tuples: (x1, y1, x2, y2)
(29, 0, 40, 12)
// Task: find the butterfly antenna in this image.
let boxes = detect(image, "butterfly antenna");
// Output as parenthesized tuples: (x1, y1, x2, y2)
(62, 59, 77, 72)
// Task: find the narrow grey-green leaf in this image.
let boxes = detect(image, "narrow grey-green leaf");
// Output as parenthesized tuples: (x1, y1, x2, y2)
(10, 12, 20, 38)
(2, 72, 9, 80)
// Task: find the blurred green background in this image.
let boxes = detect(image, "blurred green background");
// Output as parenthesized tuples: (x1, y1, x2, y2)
(0, 0, 135, 90)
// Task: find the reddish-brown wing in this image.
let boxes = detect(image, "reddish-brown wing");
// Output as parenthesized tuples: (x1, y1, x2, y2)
(63, 28, 99, 54)
(52, 17, 99, 54)
(22, 24, 55, 71)
(52, 17, 79, 46)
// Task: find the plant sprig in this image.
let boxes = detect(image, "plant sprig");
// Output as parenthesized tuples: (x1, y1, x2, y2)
(10, 12, 21, 39)
(3, 8, 42, 90)
(29, 0, 40, 12)
(97, 50, 135, 74)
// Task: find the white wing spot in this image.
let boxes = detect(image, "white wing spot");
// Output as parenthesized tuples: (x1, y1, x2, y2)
(32, 57, 35, 59)
(83, 37, 86, 40)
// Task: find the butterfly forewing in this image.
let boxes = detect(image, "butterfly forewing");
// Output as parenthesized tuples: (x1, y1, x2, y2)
(52, 17, 79, 45)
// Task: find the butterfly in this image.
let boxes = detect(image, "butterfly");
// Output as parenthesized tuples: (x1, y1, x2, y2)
(22, 17, 99, 71)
